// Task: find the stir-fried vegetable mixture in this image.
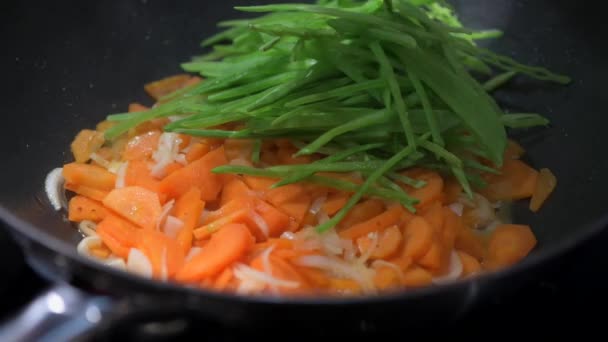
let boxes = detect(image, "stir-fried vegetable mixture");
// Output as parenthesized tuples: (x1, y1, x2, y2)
(49, 0, 565, 296)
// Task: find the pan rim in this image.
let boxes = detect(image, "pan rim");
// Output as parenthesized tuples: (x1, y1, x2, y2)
(1, 203, 607, 307)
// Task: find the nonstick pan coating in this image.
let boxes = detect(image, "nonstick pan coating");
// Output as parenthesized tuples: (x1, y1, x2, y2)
(0, 0, 607, 331)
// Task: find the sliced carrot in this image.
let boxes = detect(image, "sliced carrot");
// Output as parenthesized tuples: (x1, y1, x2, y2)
(103, 186, 162, 230)
(96, 214, 140, 259)
(458, 251, 481, 277)
(338, 199, 385, 229)
(277, 144, 312, 165)
(224, 139, 254, 163)
(250, 255, 307, 293)
(481, 159, 539, 201)
(193, 208, 251, 240)
(90, 147, 113, 168)
(68, 196, 107, 222)
(160, 146, 228, 201)
(64, 183, 109, 202)
(402, 267, 433, 287)
(122, 130, 161, 161)
(530, 168, 557, 213)
(327, 278, 361, 295)
(176, 223, 254, 283)
(63, 163, 116, 191)
(220, 178, 253, 206)
(89, 245, 111, 260)
(401, 216, 434, 261)
(70, 129, 105, 163)
(242, 176, 278, 194)
(505, 139, 525, 160)
(173, 188, 205, 254)
(185, 142, 211, 163)
(178, 134, 192, 150)
(202, 198, 253, 225)
(136, 230, 185, 279)
(125, 160, 162, 194)
(418, 238, 448, 272)
(339, 204, 406, 240)
(144, 74, 193, 100)
(163, 162, 184, 177)
(374, 266, 402, 290)
(485, 224, 537, 270)
(387, 255, 412, 272)
(322, 192, 350, 216)
(401, 169, 444, 209)
(251, 238, 294, 254)
(213, 268, 234, 292)
(441, 207, 460, 253)
(454, 226, 486, 261)
(421, 201, 444, 233)
(253, 199, 291, 239)
(442, 177, 462, 204)
(299, 268, 330, 288)
(358, 225, 403, 260)
(96, 120, 116, 132)
(128, 102, 149, 113)
(110, 136, 128, 161)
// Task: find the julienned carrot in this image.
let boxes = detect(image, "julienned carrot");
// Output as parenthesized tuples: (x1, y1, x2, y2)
(418, 237, 448, 272)
(193, 208, 251, 240)
(401, 169, 444, 209)
(250, 254, 306, 291)
(144, 74, 193, 100)
(103, 186, 162, 230)
(339, 204, 407, 240)
(164, 162, 184, 177)
(402, 267, 433, 287)
(185, 142, 211, 163)
(136, 230, 185, 279)
(299, 267, 330, 287)
(357, 225, 403, 260)
(529, 168, 557, 212)
(160, 146, 228, 201)
(374, 266, 401, 290)
(176, 223, 254, 283)
(173, 188, 205, 254)
(422, 201, 444, 232)
(202, 198, 252, 225)
(96, 214, 140, 259)
(63, 163, 117, 191)
(481, 159, 539, 201)
(213, 268, 234, 291)
(253, 198, 291, 238)
(122, 130, 161, 161)
(322, 192, 350, 216)
(401, 216, 434, 261)
(485, 224, 537, 270)
(220, 178, 253, 206)
(125, 160, 163, 196)
(454, 224, 486, 261)
(64, 183, 109, 202)
(457, 251, 481, 277)
(68, 196, 107, 222)
(71, 129, 105, 163)
(338, 199, 385, 229)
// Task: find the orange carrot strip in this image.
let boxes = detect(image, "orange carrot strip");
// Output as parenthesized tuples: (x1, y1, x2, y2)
(529, 168, 557, 213)
(481, 159, 539, 201)
(176, 223, 254, 283)
(401, 169, 444, 209)
(402, 216, 434, 261)
(96, 214, 140, 259)
(242, 176, 278, 194)
(253, 199, 291, 239)
(193, 208, 251, 240)
(136, 230, 185, 279)
(213, 268, 234, 291)
(185, 142, 211, 164)
(160, 146, 228, 201)
(485, 224, 537, 270)
(505, 139, 525, 160)
(440, 207, 460, 253)
(299, 268, 330, 288)
(164, 162, 184, 177)
(339, 204, 406, 240)
(173, 188, 205, 254)
(442, 177, 462, 204)
(418, 237, 448, 272)
(322, 192, 350, 216)
(128, 103, 149, 113)
(103, 186, 162, 230)
(421, 201, 444, 232)
(220, 178, 253, 207)
(64, 183, 109, 202)
(402, 267, 433, 287)
(125, 160, 162, 194)
(144, 74, 193, 100)
(374, 266, 402, 290)
(454, 226, 486, 261)
(68, 196, 107, 222)
(327, 278, 361, 295)
(338, 199, 385, 229)
(71, 129, 105, 163)
(122, 130, 161, 161)
(63, 163, 117, 191)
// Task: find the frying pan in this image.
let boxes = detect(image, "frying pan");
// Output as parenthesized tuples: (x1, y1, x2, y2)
(1, 0, 607, 339)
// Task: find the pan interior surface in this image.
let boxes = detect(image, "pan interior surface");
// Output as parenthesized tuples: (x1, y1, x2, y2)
(0, 0, 606, 298)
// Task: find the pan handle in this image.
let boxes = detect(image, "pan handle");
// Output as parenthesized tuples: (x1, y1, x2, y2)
(0, 282, 115, 341)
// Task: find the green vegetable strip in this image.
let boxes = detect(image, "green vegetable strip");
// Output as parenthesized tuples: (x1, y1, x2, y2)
(370, 42, 417, 150)
(408, 71, 443, 146)
(483, 71, 517, 92)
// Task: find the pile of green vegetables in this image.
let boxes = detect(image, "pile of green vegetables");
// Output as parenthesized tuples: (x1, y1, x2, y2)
(103, 0, 569, 232)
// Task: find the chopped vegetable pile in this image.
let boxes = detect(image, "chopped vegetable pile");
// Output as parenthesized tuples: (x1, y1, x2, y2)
(48, 0, 566, 297)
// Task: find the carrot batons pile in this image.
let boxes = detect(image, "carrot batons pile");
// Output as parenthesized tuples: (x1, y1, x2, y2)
(64, 75, 554, 297)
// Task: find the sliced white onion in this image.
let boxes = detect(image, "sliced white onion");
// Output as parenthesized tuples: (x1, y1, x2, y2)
(175, 154, 188, 166)
(233, 263, 299, 290)
(108, 161, 123, 174)
(358, 232, 379, 264)
(89, 152, 110, 169)
(163, 216, 184, 239)
(280, 231, 296, 240)
(114, 162, 129, 189)
(45, 168, 66, 211)
(104, 257, 127, 271)
(78, 220, 98, 237)
(316, 210, 330, 225)
(448, 203, 464, 217)
(261, 246, 277, 294)
(236, 278, 266, 295)
(432, 251, 463, 285)
(199, 209, 211, 226)
(295, 255, 376, 294)
(151, 132, 182, 179)
(127, 248, 153, 279)
(160, 247, 168, 282)
(372, 260, 405, 282)
(309, 196, 327, 216)
(185, 247, 203, 262)
(77, 236, 103, 257)
(156, 199, 175, 231)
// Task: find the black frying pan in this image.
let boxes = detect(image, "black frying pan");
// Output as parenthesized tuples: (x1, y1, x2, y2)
(1, 0, 607, 339)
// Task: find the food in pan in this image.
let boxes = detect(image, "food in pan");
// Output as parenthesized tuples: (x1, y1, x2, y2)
(46, 0, 565, 296)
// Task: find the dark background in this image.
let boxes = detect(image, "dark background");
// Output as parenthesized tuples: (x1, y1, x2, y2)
(1, 0, 606, 338)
